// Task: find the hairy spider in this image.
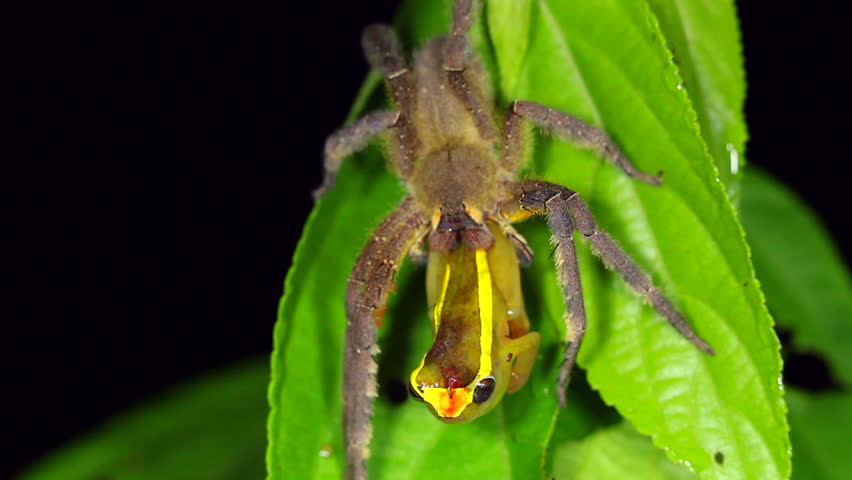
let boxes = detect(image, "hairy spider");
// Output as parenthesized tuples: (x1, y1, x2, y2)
(315, 1, 714, 478)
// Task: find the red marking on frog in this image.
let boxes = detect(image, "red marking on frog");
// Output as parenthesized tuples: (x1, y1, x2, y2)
(442, 366, 464, 389)
(440, 389, 466, 417)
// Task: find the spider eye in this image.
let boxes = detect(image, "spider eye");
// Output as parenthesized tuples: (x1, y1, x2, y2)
(408, 383, 425, 402)
(473, 376, 496, 404)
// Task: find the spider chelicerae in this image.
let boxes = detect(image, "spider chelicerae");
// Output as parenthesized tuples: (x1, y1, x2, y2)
(314, 1, 714, 478)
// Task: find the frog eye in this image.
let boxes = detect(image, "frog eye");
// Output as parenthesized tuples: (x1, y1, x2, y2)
(408, 383, 425, 402)
(473, 376, 496, 404)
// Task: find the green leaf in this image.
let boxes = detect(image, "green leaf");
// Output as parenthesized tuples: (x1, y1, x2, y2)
(786, 389, 852, 480)
(501, 1, 788, 478)
(486, 0, 533, 97)
(740, 167, 852, 385)
(20, 359, 268, 480)
(268, 1, 789, 479)
(647, 0, 748, 202)
(552, 422, 697, 479)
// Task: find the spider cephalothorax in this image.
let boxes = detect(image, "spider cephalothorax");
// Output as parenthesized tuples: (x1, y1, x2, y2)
(315, 1, 714, 479)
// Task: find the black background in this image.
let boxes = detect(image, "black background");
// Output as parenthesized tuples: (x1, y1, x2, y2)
(7, 1, 848, 476)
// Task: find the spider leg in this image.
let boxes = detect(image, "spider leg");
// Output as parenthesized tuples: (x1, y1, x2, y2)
(442, 0, 497, 140)
(500, 102, 527, 172)
(315, 110, 400, 199)
(509, 180, 714, 404)
(512, 183, 587, 407)
(344, 197, 429, 480)
(443, 0, 474, 71)
(559, 185, 715, 355)
(362, 24, 419, 179)
(508, 100, 662, 186)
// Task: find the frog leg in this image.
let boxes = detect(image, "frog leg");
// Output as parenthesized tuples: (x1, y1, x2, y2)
(504, 331, 541, 393)
(344, 197, 429, 480)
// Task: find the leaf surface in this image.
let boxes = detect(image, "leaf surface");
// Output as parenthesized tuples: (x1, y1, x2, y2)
(552, 422, 697, 479)
(486, 0, 532, 97)
(21, 359, 268, 480)
(267, 1, 789, 479)
(497, 1, 788, 478)
(647, 0, 747, 201)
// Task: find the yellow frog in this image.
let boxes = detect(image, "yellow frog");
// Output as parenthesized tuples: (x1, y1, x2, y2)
(409, 222, 540, 422)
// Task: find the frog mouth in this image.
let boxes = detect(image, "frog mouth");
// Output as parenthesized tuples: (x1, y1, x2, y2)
(422, 387, 472, 418)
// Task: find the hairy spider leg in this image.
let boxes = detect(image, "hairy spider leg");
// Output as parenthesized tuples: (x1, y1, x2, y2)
(315, 24, 421, 199)
(504, 180, 715, 405)
(362, 24, 420, 179)
(315, 111, 400, 199)
(343, 197, 429, 480)
(442, 0, 497, 140)
(503, 100, 662, 186)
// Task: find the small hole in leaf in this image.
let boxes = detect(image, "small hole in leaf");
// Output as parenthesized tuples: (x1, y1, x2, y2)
(714, 451, 724, 465)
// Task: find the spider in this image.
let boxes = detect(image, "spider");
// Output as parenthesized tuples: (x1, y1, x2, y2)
(314, 1, 714, 478)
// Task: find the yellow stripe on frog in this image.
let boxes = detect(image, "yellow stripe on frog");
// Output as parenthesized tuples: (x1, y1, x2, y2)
(474, 249, 493, 380)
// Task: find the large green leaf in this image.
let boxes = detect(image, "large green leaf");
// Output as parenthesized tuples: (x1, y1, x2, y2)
(500, 0, 787, 478)
(268, 1, 789, 479)
(20, 359, 268, 480)
(647, 0, 747, 202)
(552, 422, 697, 479)
(740, 167, 852, 385)
(786, 389, 852, 480)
